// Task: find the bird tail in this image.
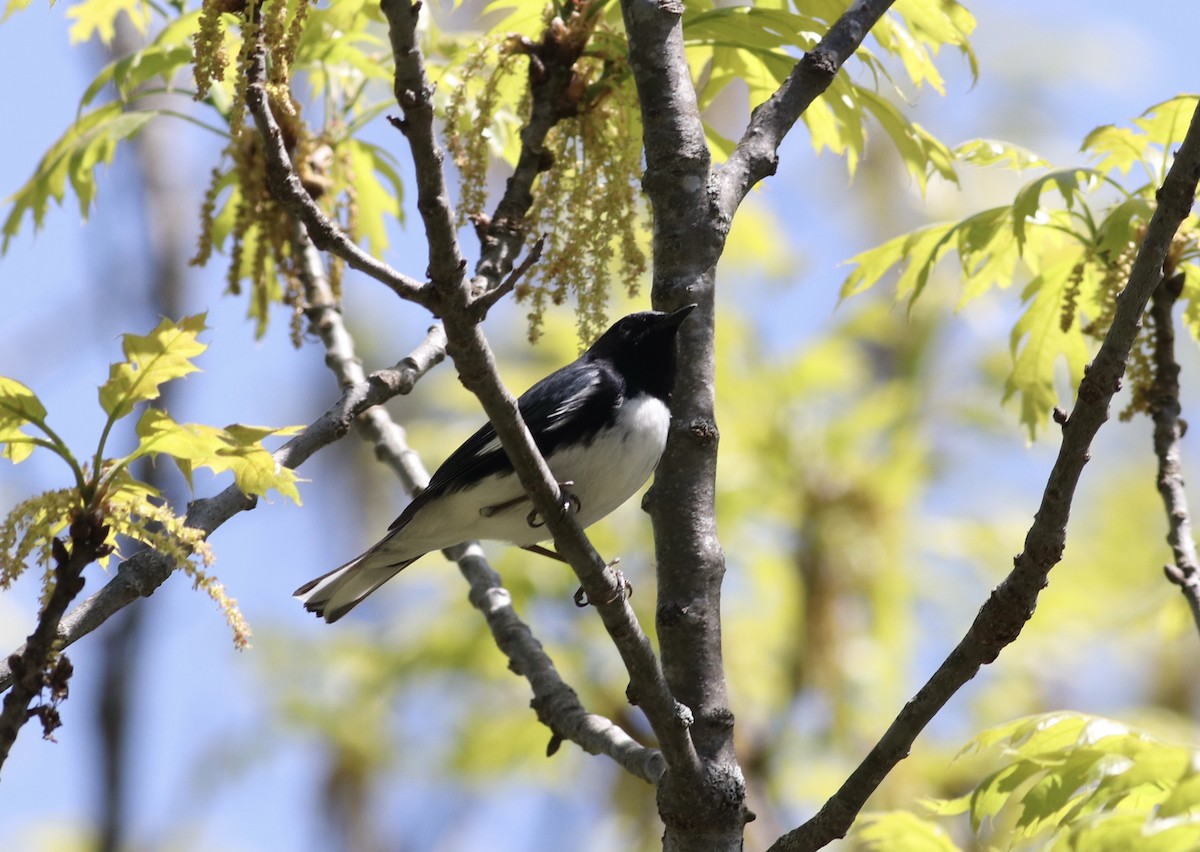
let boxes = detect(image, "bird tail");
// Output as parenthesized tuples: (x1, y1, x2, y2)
(293, 550, 419, 623)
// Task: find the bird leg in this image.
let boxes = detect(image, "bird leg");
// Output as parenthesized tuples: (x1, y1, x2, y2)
(521, 543, 567, 563)
(480, 481, 578, 521)
(573, 558, 630, 608)
(524, 482, 581, 528)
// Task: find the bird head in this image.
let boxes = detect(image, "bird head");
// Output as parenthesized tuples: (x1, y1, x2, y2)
(586, 305, 696, 400)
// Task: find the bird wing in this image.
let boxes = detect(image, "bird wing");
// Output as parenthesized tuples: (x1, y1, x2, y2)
(387, 359, 624, 532)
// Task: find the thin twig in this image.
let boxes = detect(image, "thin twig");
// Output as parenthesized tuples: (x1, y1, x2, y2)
(769, 97, 1200, 852)
(242, 39, 430, 307)
(1148, 272, 1200, 635)
(717, 0, 898, 215)
(469, 235, 545, 321)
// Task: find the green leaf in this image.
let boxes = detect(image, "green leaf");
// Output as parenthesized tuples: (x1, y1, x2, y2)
(1083, 125, 1148, 177)
(956, 205, 1018, 303)
(841, 221, 957, 303)
(1010, 168, 1104, 251)
(66, 0, 151, 46)
(968, 760, 1046, 832)
(98, 314, 209, 421)
(856, 86, 957, 192)
(81, 42, 195, 109)
(855, 811, 962, 852)
(346, 140, 403, 256)
(954, 713, 1200, 851)
(0, 376, 48, 424)
(955, 138, 1049, 171)
(1083, 814, 1200, 852)
(2, 104, 156, 251)
(0, 377, 49, 463)
(684, 6, 817, 53)
(1158, 772, 1200, 818)
(891, 0, 978, 84)
(131, 409, 302, 503)
(1004, 257, 1092, 437)
(1095, 196, 1152, 259)
(1135, 95, 1200, 148)
(3, 0, 34, 19)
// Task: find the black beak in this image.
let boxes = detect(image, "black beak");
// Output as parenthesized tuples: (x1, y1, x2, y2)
(658, 304, 697, 330)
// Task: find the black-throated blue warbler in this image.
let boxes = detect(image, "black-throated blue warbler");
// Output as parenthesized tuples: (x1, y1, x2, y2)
(295, 305, 695, 622)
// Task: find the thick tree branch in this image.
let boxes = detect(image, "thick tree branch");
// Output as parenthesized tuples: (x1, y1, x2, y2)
(294, 226, 664, 781)
(770, 99, 1200, 852)
(717, 0, 897, 214)
(617, 0, 749, 846)
(1148, 272, 1200, 635)
(0, 511, 109, 775)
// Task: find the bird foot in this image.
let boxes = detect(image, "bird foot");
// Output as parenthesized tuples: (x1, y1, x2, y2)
(574, 559, 629, 607)
(526, 481, 581, 528)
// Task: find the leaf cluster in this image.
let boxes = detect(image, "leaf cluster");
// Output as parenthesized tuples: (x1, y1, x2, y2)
(0, 314, 299, 646)
(4, 0, 981, 350)
(912, 712, 1200, 852)
(842, 96, 1200, 436)
(684, 0, 974, 187)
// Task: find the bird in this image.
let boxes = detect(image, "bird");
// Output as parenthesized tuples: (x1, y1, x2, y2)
(295, 305, 696, 622)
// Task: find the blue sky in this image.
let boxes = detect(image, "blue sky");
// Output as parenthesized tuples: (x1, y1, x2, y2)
(1, 1, 1198, 849)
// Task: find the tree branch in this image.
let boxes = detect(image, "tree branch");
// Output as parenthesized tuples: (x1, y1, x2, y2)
(717, 0, 897, 215)
(0, 511, 110, 775)
(469, 234, 544, 321)
(615, 1, 755, 846)
(769, 98, 1200, 852)
(377, 0, 701, 783)
(1148, 272, 1200, 636)
(241, 41, 429, 307)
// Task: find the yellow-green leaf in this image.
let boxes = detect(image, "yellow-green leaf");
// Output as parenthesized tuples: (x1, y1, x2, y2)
(956, 138, 1049, 171)
(1004, 257, 1092, 438)
(346, 140, 403, 256)
(2, 104, 157, 251)
(855, 810, 962, 852)
(1083, 125, 1148, 177)
(3, 0, 34, 19)
(1010, 168, 1103, 251)
(0, 378, 47, 462)
(66, 0, 151, 46)
(0, 376, 48, 424)
(98, 314, 208, 421)
(130, 409, 301, 503)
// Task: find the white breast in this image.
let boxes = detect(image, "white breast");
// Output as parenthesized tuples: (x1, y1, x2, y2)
(393, 394, 671, 554)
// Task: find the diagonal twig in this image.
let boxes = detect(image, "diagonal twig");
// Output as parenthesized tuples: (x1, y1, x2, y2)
(1148, 271, 1200, 636)
(377, 0, 702, 784)
(769, 96, 1200, 852)
(716, 0, 897, 215)
(469, 235, 545, 321)
(242, 51, 429, 307)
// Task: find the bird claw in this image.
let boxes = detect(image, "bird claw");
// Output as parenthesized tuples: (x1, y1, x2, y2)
(526, 482, 580, 528)
(574, 559, 629, 607)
